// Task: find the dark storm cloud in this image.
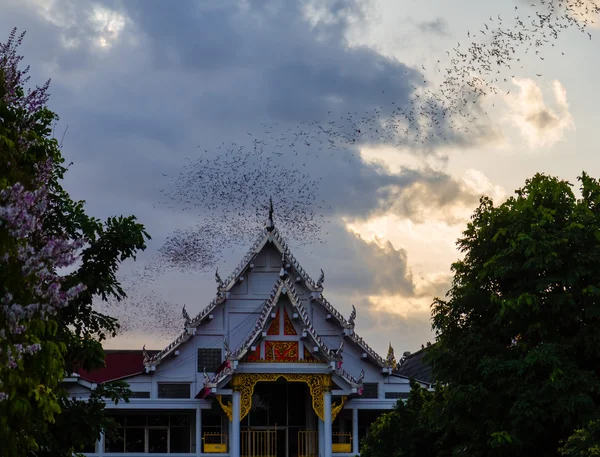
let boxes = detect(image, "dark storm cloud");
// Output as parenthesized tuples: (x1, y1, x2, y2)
(318, 220, 415, 297)
(1, 0, 491, 351)
(315, 151, 478, 223)
(113, 0, 418, 125)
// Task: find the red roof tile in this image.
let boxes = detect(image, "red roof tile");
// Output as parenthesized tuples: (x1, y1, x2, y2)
(77, 350, 158, 384)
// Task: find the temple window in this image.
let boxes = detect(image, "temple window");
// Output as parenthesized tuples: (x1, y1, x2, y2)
(157, 383, 191, 399)
(104, 412, 196, 453)
(130, 391, 151, 398)
(384, 391, 410, 399)
(361, 383, 379, 399)
(197, 348, 222, 372)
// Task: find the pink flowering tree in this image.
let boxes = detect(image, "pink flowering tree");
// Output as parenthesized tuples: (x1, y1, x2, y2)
(0, 29, 150, 456)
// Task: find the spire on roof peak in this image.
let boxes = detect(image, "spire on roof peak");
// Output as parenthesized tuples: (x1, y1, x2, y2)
(386, 342, 397, 369)
(266, 197, 275, 232)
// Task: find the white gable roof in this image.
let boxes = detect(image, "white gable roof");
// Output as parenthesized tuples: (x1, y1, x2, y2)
(144, 220, 391, 374)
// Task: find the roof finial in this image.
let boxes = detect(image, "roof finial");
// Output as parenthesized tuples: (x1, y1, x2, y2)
(347, 304, 356, 328)
(279, 251, 288, 278)
(215, 268, 223, 288)
(182, 305, 191, 326)
(224, 338, 232, 359)
(386, 342, 397, 369)
(316, 269, 325, 288)
(266, 197, 275, 232)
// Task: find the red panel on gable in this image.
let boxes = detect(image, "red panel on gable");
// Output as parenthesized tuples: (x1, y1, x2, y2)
(283, 309, 297, 335)
(76, 350, 158, 384)
(245, 345, 261, 362)
(267, 308, 280, 335)
(264, 341, 299, 362)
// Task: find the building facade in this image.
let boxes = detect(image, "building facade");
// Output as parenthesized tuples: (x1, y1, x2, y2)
(66, 212, 430, 457)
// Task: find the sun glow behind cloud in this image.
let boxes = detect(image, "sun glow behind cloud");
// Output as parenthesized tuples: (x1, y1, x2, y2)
(344, 159, 505, 317)
(504, 78, 574, 149)
(30, 0, 128, 49)
(90, 6, 127, 49)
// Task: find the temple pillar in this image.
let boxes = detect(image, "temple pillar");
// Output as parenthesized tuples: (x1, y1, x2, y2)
(231, 390, 241, 457)
(324, 389, 332, 457)
(352, 408, 359, 455)
(318, 418, 325, 457)
(195, 406, 201, 457)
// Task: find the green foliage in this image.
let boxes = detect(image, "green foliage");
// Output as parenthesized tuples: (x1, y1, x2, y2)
(360, 380, 444, 457)
(36, 382, 132, 457)
(0, 30, 151, 456)
(559, 420, 600, 457)
(430, 173, 600, 457)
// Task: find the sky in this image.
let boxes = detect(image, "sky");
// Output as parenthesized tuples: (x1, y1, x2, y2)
(2, 0, 599, 357)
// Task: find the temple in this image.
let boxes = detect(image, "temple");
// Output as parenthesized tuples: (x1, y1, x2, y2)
(66, 203, 432, 457)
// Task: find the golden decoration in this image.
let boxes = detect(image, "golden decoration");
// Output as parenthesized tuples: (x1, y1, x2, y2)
(264, 340, 298, 362)
(303, 346, 319, 362)
(267, 307, 280, 335)
(240, 342, 326, 363)
(331, 396, 347, 422)
(386, 342, 397, 369)
(283, 309, 297, 335)
(232, 373, 331, 422)
(244, 345, 261, 362)
(215, 395, 233, 421)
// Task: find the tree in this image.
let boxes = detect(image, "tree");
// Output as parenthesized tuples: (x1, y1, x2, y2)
(0, 28, 150, 456)
(429, 173, 600, 457)
(360, 380, 443, 457)
(559, 419, 600, 457)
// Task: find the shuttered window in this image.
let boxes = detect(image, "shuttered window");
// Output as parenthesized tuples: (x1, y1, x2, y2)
(157, 383, 190, 399)
(362, 383, 379, 398)
(130, 391, 150, 399)
(197, 348, 222, 372)
(385, 391, 410, 399)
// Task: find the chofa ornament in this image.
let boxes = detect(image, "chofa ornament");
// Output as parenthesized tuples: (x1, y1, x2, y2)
(215, 268, 223, 288)
(347, 304, 356, 328)
(182, 305, 191, 326)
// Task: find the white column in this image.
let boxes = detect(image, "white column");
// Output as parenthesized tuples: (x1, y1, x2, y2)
(352, 408, 359, 455)
(231, 390, 241, 457)
(324, 390, 332, 457)
(196, 406, 202, 456)
(98, 431, 104, 457)
(318, 418, 325, 457)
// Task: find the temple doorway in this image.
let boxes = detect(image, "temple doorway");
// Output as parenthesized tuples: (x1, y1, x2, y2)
(240, 379, 317, 457)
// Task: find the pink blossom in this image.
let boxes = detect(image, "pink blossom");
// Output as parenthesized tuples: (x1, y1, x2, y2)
(0, 30, 85, 401)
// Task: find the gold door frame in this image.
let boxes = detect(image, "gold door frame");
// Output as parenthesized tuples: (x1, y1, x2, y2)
(232, 373, 331, 422)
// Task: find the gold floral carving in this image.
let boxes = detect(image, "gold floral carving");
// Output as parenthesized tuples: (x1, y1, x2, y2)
(331, 396, 347, 422)
(231, 373, 332, 422)
(283, 309, 297, 335)
(215, 395, 233, 421)
(264, 340, 298, 362)
(267, 307, 280, 335)
(303, 346, 319, 362)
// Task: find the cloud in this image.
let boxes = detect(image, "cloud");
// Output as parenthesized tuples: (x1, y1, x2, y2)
(323, 223, 416, 297)
(351, 299, 435, 354)
(0, 0, 505, 355)
(505, 78, 574, 149)
(416, 17, 450, 36)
